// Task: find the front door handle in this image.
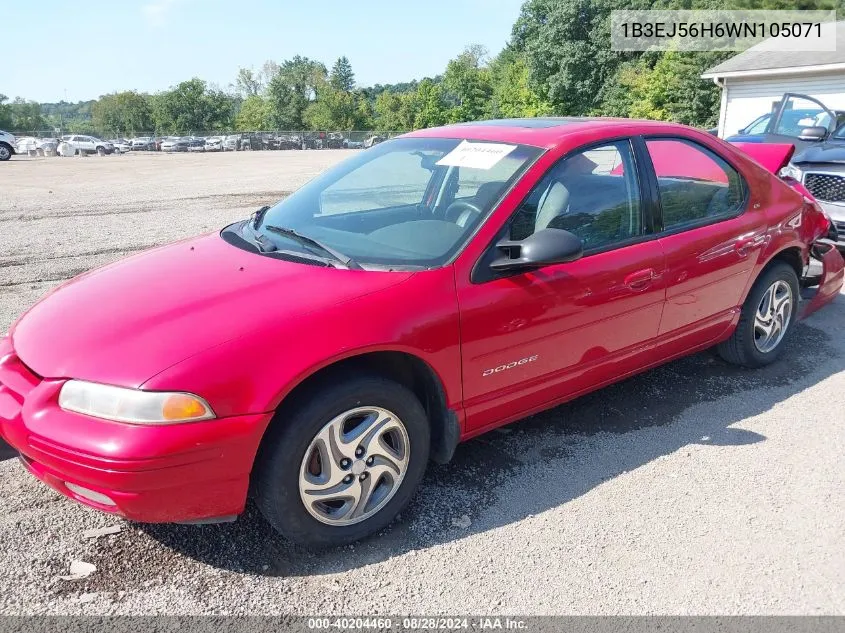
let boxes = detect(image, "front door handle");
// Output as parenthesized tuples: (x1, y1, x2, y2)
(624, 268, 655, 291)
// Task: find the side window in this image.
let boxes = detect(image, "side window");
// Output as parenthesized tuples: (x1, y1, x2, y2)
(774, 95, 831, 137)
(645, 138, 746, 230)
(509, 141, 642, 251)
(744, 114, 770, 135)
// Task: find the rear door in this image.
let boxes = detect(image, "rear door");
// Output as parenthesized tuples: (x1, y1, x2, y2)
(642, 136, 761, 356)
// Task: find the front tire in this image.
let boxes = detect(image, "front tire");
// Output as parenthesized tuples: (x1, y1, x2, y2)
(718, 262, 799, 368)
(254, 375, 430, 548)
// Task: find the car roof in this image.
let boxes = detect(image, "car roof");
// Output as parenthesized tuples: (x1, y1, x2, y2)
(404, 117, 698, 148)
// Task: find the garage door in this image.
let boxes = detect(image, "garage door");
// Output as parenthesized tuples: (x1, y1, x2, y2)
(722, 73, 845, 138)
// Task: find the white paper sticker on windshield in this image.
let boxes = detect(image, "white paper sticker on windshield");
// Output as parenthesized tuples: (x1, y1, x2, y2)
(436, 140, 517, 170)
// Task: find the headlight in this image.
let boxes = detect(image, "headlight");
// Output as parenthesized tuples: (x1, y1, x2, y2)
(781, 163, 803, 181)
(58, 380, 215, 424)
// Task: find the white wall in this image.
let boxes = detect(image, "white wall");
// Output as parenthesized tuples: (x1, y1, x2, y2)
(720, 72, 845, 137)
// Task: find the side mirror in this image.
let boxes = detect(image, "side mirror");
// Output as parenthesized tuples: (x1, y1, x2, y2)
(798, 126, 827, 141)
(490, 228, 583, 272)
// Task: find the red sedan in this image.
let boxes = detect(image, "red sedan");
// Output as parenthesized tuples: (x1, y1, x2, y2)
(1, 118, 842, 548)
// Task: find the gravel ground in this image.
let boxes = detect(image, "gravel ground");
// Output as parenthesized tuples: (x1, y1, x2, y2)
(0, 151, 843, 616)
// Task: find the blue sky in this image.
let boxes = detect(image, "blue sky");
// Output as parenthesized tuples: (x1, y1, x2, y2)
(3, 0, 525, 103)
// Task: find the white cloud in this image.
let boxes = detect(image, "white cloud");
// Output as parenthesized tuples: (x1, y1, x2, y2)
(142, 0, 181, 26)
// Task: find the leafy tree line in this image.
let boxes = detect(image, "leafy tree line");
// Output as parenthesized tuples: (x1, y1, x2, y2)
(4, 0, 842, 137)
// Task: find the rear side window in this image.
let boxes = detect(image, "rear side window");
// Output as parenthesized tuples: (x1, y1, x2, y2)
(645, 138, 746, 230)
(744, 113, 770, 135)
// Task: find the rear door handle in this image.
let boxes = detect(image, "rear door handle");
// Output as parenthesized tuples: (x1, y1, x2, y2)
(734, 235, 765, 257)
(734, 238, 754, 257)
(624, 268, 655, 290)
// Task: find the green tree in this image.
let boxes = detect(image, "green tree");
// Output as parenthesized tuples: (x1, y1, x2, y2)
(374, 91, 418, 132)
(513, 0, 643, 116)
(413, 79, 448, 129)
(442, 45, 494, 123)
(354, 92, 375, 130)
(490, 48, 552, 118)
(305, 79, 369, 130)
(235, 95, 272, 130)
(329, 56, 356, 92)
(235, 67, 263, 97)
(9, 98, 47, 131)
(0, 95, 12, 129)
(266, 56, 326, 129)
(91, 91, 153, 136)
(151, 78, 237, 133)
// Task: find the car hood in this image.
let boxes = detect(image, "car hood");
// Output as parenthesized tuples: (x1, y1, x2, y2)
(10, 233, 413, 387)
(793, 142, 845, 165)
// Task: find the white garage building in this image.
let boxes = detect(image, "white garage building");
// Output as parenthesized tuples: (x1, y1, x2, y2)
(702, 22, 845, 138)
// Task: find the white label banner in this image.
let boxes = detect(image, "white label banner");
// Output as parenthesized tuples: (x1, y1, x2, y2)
(436, 141, 518, 170)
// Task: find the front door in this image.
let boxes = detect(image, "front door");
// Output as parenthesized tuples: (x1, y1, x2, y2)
(766, 93, 836, 150)
(457, 139, 667, 435)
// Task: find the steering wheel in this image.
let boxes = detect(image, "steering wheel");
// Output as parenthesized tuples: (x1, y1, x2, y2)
(444, 200, 483, 228)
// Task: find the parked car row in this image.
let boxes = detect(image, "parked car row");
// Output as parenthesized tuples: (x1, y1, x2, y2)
(218, 132, 383, 151)
(14, 136, 61, 157)
(123, 132, 386, 152)
(10, 135, 118, 157)
(1, 131, 391, 161)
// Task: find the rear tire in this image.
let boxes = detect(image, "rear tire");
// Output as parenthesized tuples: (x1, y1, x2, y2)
(0, 143, 10, 161)
(254, 375, 430, 549)
(718, 262, 799, 368)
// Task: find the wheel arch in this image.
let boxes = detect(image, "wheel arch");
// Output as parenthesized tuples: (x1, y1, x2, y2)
(733, 243, 804, 311)
(264, 350, 461, 465)
(761, 245, 803, 280)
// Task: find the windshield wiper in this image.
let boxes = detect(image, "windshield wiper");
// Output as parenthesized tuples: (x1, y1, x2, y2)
(251, 205, 270, 229)
(263, 225, 362, 270)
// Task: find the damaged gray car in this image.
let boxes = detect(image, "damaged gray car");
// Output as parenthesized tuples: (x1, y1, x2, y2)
(785, 135, 845, 252)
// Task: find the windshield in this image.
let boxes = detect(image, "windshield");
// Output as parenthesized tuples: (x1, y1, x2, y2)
(246, 137, 542, 268)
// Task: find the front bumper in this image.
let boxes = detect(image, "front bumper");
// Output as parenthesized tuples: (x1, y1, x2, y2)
(0, 337, 272, 523)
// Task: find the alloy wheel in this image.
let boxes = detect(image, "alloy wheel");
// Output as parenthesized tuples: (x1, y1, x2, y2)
(753, 279, 793, 353)
(299, 406, 410, 526)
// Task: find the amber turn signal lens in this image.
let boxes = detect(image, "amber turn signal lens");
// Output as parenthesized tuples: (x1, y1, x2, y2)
(162, 394, 210, 421)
